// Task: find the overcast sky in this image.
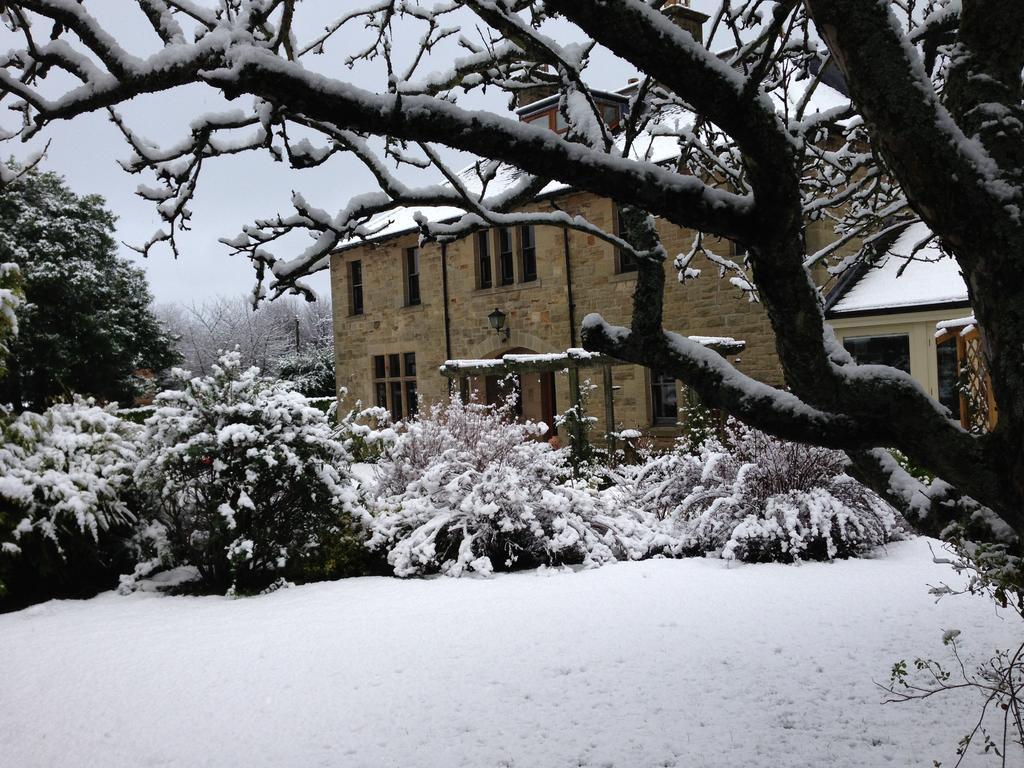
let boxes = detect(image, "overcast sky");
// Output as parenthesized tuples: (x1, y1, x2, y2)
(1, 1, 719, 307)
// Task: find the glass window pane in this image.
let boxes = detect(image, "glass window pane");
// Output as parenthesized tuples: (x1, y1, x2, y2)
(406, 248, 421, 306)
(615, 205, 639, 273)
(375, 382, 387, 409)
(477, 231, 492, 288)
(388, 353, 401, 377)
(498, 227, 514, 285)
(389, 380, 403, 422)
(842, 334, 911, 373)
(937, 338, 961, 420)
(405, 381, 418, 418)
(403, 352, 416, 377)
(350, 260, 364, 314)
(521, 225, 537, 282)
(374, 355, 386, 379)
(651, 371, 677, 424)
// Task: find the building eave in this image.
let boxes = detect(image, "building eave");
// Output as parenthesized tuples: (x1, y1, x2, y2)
(330, 183, 580, 256)
(825, 299, 972, 321)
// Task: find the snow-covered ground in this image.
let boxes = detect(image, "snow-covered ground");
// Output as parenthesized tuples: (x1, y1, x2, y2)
(1, 537, 1019, 768)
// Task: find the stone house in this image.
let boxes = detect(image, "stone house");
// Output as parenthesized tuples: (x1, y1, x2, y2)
(328, 4, 968, 444)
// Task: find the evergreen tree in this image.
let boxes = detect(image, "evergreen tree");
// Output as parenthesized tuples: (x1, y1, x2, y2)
(0, 169, 178, 409)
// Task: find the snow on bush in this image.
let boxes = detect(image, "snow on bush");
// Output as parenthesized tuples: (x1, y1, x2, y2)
(0, 399, 139, 597)
(335, 392, 397, 463)
(620, 423, 908, 563)
(368, 396, 680, 577)
(0, 261, 22, 378)
(131, 351, 368, 594)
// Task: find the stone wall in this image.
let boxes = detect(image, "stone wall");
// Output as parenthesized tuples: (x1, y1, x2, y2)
(330, 192, 850, 444)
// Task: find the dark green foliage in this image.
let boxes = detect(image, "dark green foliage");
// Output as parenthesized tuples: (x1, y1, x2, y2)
(132, 353, 367, 595)
(0, 526, 135, 613)
(0, 168, 178, 410)
(278, 333, 335, 397)
(0, 400, 142, 611)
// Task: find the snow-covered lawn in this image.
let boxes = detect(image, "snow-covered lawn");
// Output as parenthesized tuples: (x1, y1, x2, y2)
(2, 537, 1019, 768)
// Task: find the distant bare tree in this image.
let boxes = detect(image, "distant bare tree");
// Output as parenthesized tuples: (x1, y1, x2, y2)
(157, 295, 331, 378)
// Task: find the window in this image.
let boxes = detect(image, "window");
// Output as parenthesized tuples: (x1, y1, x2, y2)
(404, 248, 421, 306)
(937, 337, 961, 420)
(349, 260, 364, 315)
(602, 103, 621, 129)
(614, 203, 639, 273)
(650, 370, 678, 426)
(404, 381, 418, 418)
(372, 352, 417, 422)
(520, 225, 537, 282)
(497, 227, 515, 285)
(842, 334, 911, 373)
(476, 230, 492, 289)
(524, 112, 550, 128)
(390, 380, 403, 421)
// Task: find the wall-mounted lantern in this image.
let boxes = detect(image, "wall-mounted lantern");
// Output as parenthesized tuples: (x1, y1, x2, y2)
(488, 307, 510, 341)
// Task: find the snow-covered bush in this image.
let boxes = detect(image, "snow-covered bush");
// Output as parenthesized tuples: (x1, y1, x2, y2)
(278, 327, 335, 397)
(368, 396, 680, 577)
(335, 394, 397, 463)
(132, 352, 369, 594)
(0, 261, 22, 379)
(624, 423, 908, 563)
(0, 399, 139, 601)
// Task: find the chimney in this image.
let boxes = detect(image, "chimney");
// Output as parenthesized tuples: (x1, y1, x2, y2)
(662, 0, 708, 45)
(512, 66, 560, 110)
(514, 82, 559, 110)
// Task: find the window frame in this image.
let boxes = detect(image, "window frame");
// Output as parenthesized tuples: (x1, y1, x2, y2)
(372, 352, 418, 422)
(614, 203, 639, 274)
(404, 247, 421, 306)
(649, 369, 679, 426)
(936, 336, 961, 421)
(841, 333, 912, 374)
(496, 227, 515, 286)
(476, 230, 492, 289)
(519, 224, 537, 282)
(349, 260, 364, 316)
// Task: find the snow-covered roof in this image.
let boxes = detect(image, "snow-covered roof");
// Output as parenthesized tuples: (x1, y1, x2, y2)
(337, 74, 848, 252)
(826, 222, 970, 317)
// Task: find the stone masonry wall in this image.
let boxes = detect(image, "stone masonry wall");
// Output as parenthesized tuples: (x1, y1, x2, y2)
(330, 192, 855, 444)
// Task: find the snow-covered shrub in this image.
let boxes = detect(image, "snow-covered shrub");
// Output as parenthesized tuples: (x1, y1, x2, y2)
(368, 395, 680, 577)
(132, 352, 369, 594)
(0, 261, 22, 379)
(335, 393, 397, 463)
(0, 399, 140, 601)
(278, 331, 335, 397)
(554, 377, 599, 473)
(623, 423, 908, 563)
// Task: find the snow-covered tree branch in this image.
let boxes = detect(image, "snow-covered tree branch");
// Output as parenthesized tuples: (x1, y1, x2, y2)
(1, 0, 1021, 548)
